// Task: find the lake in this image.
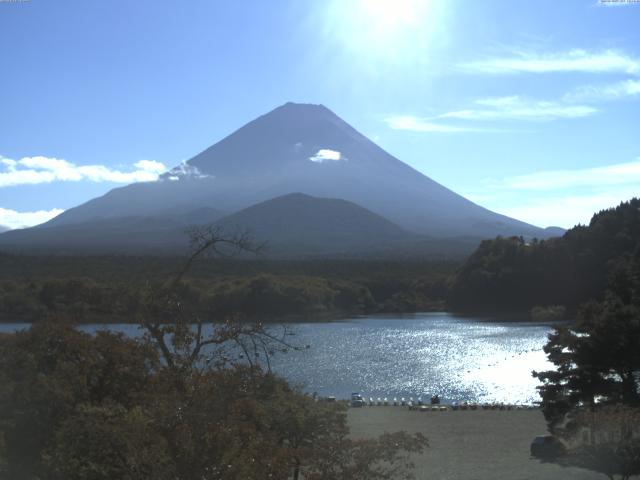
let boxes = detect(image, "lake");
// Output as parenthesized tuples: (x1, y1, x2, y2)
(0, 312, 555, 405)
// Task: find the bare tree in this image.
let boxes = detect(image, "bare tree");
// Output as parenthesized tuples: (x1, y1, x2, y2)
(139, 225, 300, 375)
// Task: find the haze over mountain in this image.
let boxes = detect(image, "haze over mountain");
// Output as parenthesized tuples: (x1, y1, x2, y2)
(0, 103, 562, 256)
(0, 193, 480, 257)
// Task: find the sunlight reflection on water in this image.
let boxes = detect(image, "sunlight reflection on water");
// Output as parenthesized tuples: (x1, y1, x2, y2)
(0, 312, 555, 404)
(264, 313, 554, 404)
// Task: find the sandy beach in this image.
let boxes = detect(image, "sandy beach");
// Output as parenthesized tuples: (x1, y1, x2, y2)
(348, 407, 601, 480)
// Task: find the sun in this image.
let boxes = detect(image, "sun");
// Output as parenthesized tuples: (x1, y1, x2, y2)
(361, 0, 424, 34)
(322, 0, 445, 64)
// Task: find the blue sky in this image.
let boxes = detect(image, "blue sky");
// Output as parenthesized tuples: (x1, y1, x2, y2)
(1, 0, 639, 229)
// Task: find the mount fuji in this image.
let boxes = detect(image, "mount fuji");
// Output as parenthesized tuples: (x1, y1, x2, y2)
(0, 103, 559, 256)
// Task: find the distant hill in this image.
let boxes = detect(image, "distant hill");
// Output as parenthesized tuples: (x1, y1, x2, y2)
(0, 225, 9, 233)
(543, 226, 566, 237)
(217, 193, 407, 250)
(449, 198, 640, 314)
(215, 193, 481, 258)
(40, 102, 553, 241)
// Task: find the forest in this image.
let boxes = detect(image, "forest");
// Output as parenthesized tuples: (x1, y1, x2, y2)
(0, 254, 453, 323)
(449, 198, 640, 316)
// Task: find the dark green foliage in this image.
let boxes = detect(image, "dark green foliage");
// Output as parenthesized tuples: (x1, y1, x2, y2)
(450, 198, 640, 313)
(203, 274, 375, 320)
(0, 323, 427, 480)
(533, 246, 640, 434)
(0, 256, 456, 323)
(0, 324, 158, 479)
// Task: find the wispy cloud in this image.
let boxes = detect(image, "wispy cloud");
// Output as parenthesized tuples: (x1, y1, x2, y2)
(386, 95, 596, 134)
(464, 158, 640, 228)
(385, 115, 495, 133)
(460, 49, 640, 75)
(0, 155, 167, 188)
(497, 158, 640, 190)
(563, 79, 640, 102)
(0, 207, 64, 229)
(438, 96, 597, 121)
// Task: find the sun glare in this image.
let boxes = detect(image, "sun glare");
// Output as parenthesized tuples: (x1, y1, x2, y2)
(322, 0, 446, 65)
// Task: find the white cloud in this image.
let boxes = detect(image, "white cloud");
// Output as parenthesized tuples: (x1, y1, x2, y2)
(464, 158, 640, 228)
(309, 149, 344, 162)
(564, 79, 640, 102)
(385, 95, 594, 134)
(384, 115, 493, 133)
(0, 155, 168, 188)
(460, 49, 640, 75)
(133, 159, 166, 174)
(499, 159, 640, 190)
(492, 189, 639, 230)
(438, 96, 597, 121)
(0, 207, 65, 229)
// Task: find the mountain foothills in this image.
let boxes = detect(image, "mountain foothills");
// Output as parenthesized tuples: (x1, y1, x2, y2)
(0, 103, 560, 257)
(1, 198, 637, 324)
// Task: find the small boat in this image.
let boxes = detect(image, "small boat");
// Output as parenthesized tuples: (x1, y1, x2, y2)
(451, 402, 459, 411)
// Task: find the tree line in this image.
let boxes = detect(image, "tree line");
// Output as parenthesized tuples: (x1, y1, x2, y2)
(0, 259, 452, 323)
(449, 198, 640, 315)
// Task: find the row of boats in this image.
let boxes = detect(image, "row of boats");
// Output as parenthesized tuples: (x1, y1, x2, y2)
(349, 393, 535, 410)
(350, 394, 439, 408)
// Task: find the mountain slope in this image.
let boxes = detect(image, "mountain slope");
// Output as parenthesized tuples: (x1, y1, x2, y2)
(40, 102, 551, 240)
(0, 207, 224, 253)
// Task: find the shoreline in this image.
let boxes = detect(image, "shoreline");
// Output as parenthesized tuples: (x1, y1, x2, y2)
(0, 309, 567, 325)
